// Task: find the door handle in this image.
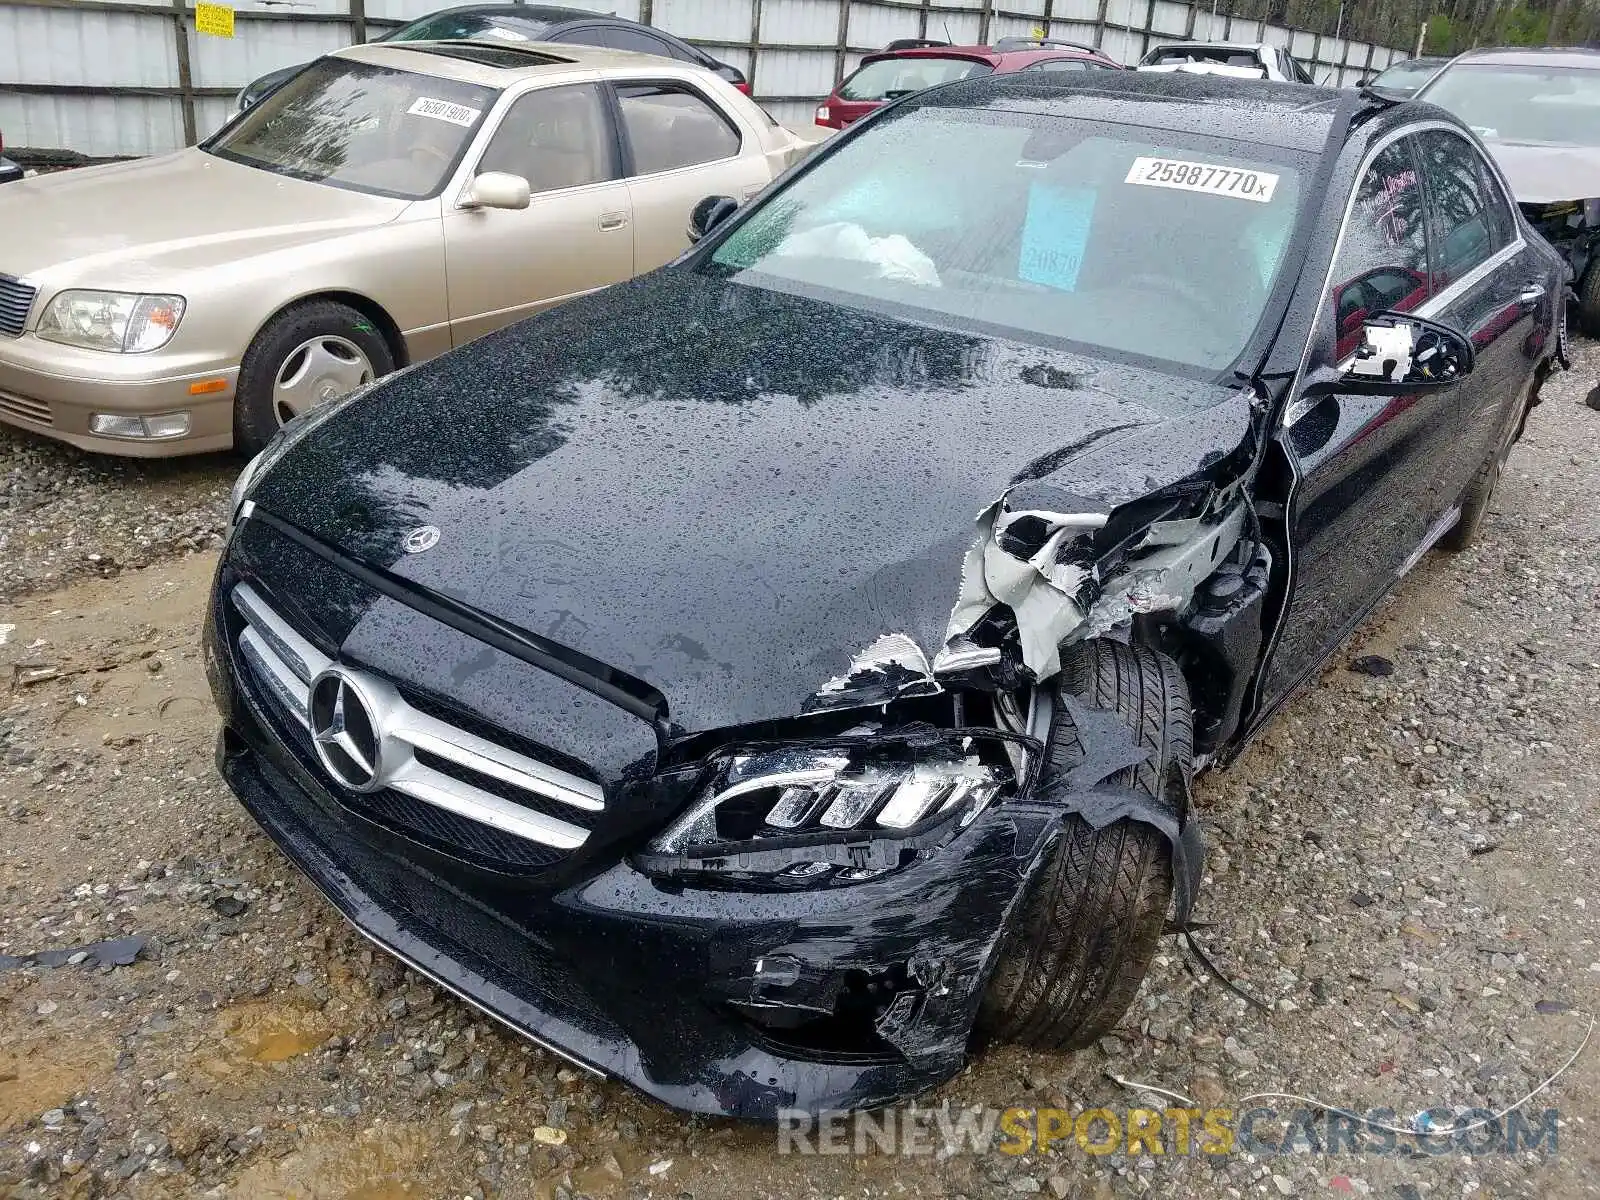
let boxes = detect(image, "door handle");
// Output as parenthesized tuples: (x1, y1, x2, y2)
(1518, 281, 1547, 306)
(599, 212, 628, 231)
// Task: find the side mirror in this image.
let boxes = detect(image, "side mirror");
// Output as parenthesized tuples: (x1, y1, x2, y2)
(1292, 312, 1465, 401)
(687, 195, 739, 243)
(1339, 312, 1474, 393)
(460, 172, 531, 211)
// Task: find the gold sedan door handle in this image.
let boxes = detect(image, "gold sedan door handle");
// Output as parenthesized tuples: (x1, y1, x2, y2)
(599, 212, 629, 231)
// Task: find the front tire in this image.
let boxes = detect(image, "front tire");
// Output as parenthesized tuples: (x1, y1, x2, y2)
(234, 301, 393, 455)
(1578, 262, 1600, 336)
(977, 639, 1190, 1050)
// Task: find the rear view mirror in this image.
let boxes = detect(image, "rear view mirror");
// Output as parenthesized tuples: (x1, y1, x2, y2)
(460, 172, 531, 212)
(688, 195, 739, 243)
(1344, 312, 1474, 391)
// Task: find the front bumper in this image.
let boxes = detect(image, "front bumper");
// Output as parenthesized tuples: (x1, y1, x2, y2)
(206, 577, 1061, 1118)
(0, 332, 237, 456)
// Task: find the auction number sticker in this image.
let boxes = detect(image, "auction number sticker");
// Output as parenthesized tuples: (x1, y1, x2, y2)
(1124, 156, 1279, 203)
(407, 97, 482, 127)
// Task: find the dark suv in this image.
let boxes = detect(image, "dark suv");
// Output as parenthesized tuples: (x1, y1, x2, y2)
(235, 3, 749, 114)
(814, 37, 1121, 129)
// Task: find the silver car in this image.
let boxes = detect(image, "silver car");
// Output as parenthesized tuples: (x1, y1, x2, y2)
(0, 42, 806, 456)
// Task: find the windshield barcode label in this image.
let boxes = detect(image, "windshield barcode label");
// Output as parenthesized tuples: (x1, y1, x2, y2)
(407, 97, 481, 127)
(1124, 156, 1279, 202)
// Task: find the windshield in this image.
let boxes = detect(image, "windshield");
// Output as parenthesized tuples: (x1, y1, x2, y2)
(839, 56, 993, 101)
(208, 59, 497, 199)
(1371, 59, 1441, 91)
(1422, 63, 1600, 146)
(1143, 45, 1264, 69)
(383, 12, 553, 43)
(705, 107, 1306, 374)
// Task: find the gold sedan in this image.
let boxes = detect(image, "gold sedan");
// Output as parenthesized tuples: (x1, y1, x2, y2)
(0, 42, 808, 456)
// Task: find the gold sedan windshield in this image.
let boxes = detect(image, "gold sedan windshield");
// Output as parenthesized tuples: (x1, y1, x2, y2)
(208, 59, 498, 200)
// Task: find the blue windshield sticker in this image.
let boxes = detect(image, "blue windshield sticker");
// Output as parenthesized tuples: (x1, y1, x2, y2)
(1019, 184, 1096, 292)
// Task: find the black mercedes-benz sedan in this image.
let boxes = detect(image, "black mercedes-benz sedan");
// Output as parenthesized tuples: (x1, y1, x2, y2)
(205, 70, 1565, 1119)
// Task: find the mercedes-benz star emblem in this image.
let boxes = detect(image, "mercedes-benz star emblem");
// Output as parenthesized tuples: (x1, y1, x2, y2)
(309, 670, 384, 792)
(403, 525, 441, 554)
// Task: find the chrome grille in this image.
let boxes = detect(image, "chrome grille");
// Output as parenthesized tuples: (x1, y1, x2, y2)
(0, 275, 37, 337)
(231, 583, 604, 853)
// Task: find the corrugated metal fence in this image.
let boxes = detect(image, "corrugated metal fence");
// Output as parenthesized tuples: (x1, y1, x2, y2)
(0, 0, 1408, 159)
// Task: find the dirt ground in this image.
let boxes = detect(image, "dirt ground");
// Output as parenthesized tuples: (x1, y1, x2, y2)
(2, 359, 1599, 1199)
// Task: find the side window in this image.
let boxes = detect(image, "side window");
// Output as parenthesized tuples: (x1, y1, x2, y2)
(616, 84, 741, 174)
(1329, 139, 1430, 358)
(1416, 129, 1514, 288)
(578, 24, 681, 61)
(477, 84, 616, 194)
(1023, 58, 1091, 72)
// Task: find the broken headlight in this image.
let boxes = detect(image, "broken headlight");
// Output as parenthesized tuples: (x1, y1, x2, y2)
(639, 740, 1011, 889)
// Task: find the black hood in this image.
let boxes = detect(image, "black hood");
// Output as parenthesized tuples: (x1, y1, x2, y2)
(251, 269, 1253, 734)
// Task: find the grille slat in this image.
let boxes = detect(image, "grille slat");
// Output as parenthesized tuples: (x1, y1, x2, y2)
(0, 275, 37, 337)
(229, 582, 600, 866)
(0, 388, 51, 426)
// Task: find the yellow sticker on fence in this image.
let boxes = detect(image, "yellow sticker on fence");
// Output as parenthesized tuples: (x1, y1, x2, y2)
(195, 3, 235, 38)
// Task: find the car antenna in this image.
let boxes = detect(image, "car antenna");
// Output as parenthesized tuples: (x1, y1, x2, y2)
(944, 18, 953, 43)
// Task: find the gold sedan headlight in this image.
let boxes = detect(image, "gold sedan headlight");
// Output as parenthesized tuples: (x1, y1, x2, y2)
(36, 290, 186, 353)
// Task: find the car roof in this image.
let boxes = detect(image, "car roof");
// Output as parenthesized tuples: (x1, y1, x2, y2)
(335, 39, 702, 85)
(411, 4, 630, 24)
(864, 43, 1109, 67)
(917, 68, 1348, 151)
(1445, 46, 1600, 69)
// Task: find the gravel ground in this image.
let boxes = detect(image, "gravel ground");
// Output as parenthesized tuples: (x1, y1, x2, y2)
(1, 350, 1598, 1198)
(0, 426, 234, 600)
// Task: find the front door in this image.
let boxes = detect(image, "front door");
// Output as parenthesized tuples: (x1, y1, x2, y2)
(611, 81, 772, 275)
(1258, 134, 1469, 707)
(1414, 127, 1538, 501)
(443, 83, 635, 345)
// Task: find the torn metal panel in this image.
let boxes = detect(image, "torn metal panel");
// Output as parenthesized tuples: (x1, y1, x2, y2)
(939, 487, 1248, 682)
(807, 632, 942, 712)
(1084, 502, 1250, 636)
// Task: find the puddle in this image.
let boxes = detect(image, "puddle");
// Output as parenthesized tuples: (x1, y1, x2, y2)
(216, 1001, 335, 1064)
(0, 1038, 116, 1131)
(227, 1122, 431, 1199)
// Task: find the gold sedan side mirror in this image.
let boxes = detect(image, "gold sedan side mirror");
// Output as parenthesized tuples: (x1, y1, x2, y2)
(460, 172, 531, 212)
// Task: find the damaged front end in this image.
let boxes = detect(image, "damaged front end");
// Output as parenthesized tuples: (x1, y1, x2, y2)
(210, 258, 1286, 1116)
(937, 477, 1251, 685)
(1522, 198, 1600, 291)
(614, 422, 1276, 1093)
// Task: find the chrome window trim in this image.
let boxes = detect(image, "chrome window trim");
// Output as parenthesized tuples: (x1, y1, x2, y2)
(1282, 118, 1526, 429)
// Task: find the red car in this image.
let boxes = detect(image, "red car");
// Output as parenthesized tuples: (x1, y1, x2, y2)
(815, 37, 1123, 129)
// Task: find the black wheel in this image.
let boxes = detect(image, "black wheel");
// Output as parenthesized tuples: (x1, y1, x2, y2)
(234, 301, 393, 455)
(977, 638, 1190, 1050)
(1579, 263, 1600, 336)
(1439, 384, 1527, 553)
